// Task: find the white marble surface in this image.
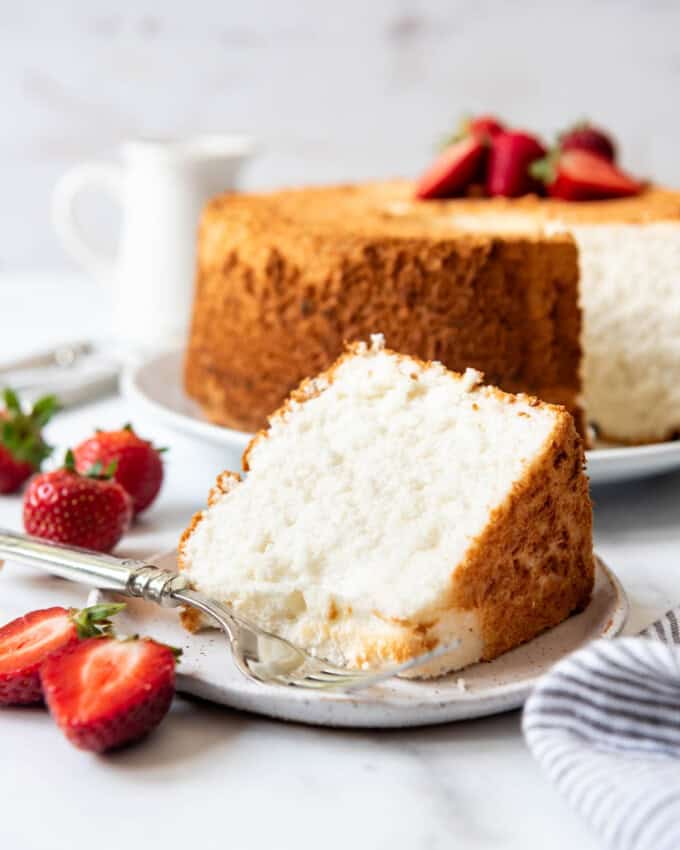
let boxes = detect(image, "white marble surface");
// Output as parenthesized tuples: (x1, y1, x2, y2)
(3, 0, 680, 271)
(1, 274, 679, 850)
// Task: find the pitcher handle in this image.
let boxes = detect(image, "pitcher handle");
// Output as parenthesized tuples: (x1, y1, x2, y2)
(52, 161, 123, 283)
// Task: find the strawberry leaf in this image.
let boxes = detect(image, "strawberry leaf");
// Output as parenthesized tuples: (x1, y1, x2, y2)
(529, 151, 558, 184)
(167, 644, 183, 661)
(0, 388, 56, 469)
(30, 394, 60, 429)
(2, 388, 21, 414)
(79, 457, 118, 480)
(71, 603, 126, 639)
(63, 449, 77, 472)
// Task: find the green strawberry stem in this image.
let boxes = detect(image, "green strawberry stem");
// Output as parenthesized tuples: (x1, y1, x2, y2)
(1, 388, 59, 469)
(167, 644, 183, 661)
(529, 150, 559, 184)
(64, 449, 118, 479)
(30, 395, 60, 428)
(2, 388, 21, 414)
(70, 602, 127, 639)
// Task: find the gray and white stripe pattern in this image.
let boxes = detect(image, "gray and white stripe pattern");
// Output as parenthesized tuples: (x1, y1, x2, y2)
(523, 608, 680, 850)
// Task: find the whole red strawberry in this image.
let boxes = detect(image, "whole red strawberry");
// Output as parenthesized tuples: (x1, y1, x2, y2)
(74, 424, 164, 515)
(467, 114, 505, 141)
(486, 131, 547, 197)
(41, 636, 179, 752)
(0, 603, 124, 705)
(441, 113, 505, 149)
(23, 450, 133, 552)
(559, 122, 616, 162)
(0, 389, 58, 493)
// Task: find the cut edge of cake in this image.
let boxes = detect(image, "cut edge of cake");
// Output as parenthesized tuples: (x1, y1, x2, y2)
(179, 335, 594, 678)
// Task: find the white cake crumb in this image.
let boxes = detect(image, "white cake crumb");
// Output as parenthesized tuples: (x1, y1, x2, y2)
(369, 333, 385, 352)
(461, 368, 484, 391)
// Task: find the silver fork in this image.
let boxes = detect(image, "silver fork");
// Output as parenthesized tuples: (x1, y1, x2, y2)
(0, 530, 458, 692)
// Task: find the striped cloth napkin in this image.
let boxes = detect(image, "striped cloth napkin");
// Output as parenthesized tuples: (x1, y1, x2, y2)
(523, 609, 680, 850)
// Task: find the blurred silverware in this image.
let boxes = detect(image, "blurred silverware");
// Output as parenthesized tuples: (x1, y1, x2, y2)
(0, 340, 121, 408)
(0, 340, 93, 376)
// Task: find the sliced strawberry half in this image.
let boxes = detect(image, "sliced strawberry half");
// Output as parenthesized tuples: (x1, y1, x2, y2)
(41, 637, 179, 752)
(414, 136, 487, 200)
(486, 131, 547, 197)
(0, 604, 123, 705)
(533, 149, 643, 200)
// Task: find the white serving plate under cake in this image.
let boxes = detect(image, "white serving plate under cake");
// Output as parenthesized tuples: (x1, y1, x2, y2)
(0, 549, 627, 728)
(82, 550, 627, 729)
(123, 349, 680, 486)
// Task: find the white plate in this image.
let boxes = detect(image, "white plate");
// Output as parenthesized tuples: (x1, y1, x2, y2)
(122, 350, 680, 485)
(86, 551, 627, 729)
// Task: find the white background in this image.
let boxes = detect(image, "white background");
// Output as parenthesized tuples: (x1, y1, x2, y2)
(2, 0, 680, 271)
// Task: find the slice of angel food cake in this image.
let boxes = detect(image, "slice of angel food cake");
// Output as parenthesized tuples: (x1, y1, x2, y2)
(179, 336, 593, 677)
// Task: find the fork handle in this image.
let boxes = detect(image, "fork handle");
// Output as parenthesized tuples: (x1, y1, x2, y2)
(0, 529, 190, 607)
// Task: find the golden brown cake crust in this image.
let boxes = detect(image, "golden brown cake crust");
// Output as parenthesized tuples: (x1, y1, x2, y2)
(179, 341, 594, 673)
(450, 411, 593, 661)
(184, 181, 584, 435)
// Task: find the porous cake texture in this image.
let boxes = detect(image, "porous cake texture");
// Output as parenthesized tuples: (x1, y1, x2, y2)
(179, 337, 594, 677)
(185, 182, 582, 435)
(569, 222, 680, 443)
(185, 180, 680, 444)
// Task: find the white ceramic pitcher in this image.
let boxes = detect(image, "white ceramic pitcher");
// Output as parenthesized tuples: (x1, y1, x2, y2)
(52, 135, 253, 351)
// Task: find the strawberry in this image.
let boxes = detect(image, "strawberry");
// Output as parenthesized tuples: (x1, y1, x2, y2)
(0, 603, 124, 705)
(467, 114, 505, 141)
(23, 450, 133, 553)
(441, 113, 505, 149)
(41, 636, 179, 752)
(0, 389, 58, 493)
(559, 122, 616, 162)
(532, 149, 643, 201)
(74, 424, 165, 515)
(415, 136, 487, 200)
(486, 131, 547, 197)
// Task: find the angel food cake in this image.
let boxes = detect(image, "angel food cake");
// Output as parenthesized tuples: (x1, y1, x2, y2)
(185, 180, 680, 444)
(179, 337, 594, 677)
(185, 182, 583, 436)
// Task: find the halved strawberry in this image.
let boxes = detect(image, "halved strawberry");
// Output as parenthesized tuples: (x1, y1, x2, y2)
(41, 637, 179, 752)
(532, 149, 642, 201)
(486, 131, 547, 197)
(0, 604, 124, 705)
(415, 136, 487, 200)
